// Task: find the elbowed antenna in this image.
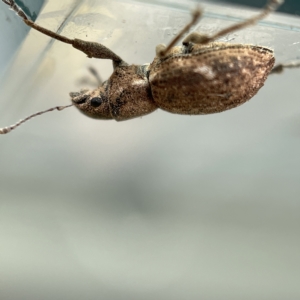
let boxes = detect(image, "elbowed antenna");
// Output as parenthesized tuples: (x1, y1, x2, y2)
(0, 104, 73, 134)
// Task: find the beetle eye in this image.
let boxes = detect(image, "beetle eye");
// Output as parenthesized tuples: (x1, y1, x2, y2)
(90, 97, 103, 107)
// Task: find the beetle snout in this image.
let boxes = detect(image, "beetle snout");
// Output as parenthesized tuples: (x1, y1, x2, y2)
(69, 88, 112, 120)
(69, 89, 90, 105)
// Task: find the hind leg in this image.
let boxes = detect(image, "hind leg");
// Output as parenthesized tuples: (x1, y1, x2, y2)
(182, 0, 283, 46)
(271, 61, 300, 74)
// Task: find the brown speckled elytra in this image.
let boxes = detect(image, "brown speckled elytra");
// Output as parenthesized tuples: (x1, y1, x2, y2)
(1, 0, 300, 134)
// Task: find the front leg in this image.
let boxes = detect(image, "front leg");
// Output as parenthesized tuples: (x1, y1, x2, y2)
(2, 0, 126, 68)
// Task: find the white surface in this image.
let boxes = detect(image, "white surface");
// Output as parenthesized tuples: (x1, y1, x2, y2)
(0, 0, 300, 299)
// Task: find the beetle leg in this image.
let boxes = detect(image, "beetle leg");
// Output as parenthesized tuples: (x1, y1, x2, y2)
(155, 44, 167, 56)
(1, 0, 126, 67)
(183, 0, 283, 46)
(88, 67, 102, 85)
(271, 61, 300, 74)
(182, 32, 210, 46)
(158, 7, 203, 57)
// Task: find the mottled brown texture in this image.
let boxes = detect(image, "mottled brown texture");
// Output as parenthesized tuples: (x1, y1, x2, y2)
(70, 42, 275, 120)
(1, 0, 291, 134)
(70, 86, 112, 119)
(72, 39, 124, 66)
(70, 65, 157, 121)
(108, 65, 157, 121)
(149, 44, 275, 114)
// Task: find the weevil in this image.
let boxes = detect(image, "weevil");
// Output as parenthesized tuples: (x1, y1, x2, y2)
(1, 0, 300, 134)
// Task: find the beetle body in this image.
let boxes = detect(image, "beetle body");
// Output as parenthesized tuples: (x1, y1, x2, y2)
(71, 42, 275, 120)
(2, 0, 295, 135)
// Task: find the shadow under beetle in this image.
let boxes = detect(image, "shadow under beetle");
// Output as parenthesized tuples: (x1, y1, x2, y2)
(1, 0, 300, 134)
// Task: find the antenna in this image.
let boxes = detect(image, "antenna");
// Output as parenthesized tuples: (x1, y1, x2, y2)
(0, 104, 73, 134)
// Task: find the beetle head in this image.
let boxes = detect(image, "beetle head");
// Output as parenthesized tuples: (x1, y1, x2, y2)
(70, 84, 112, 119)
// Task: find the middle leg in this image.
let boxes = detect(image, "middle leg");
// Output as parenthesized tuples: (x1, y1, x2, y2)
(182, 0, 283, 46)
(157, 7, 202, 57)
